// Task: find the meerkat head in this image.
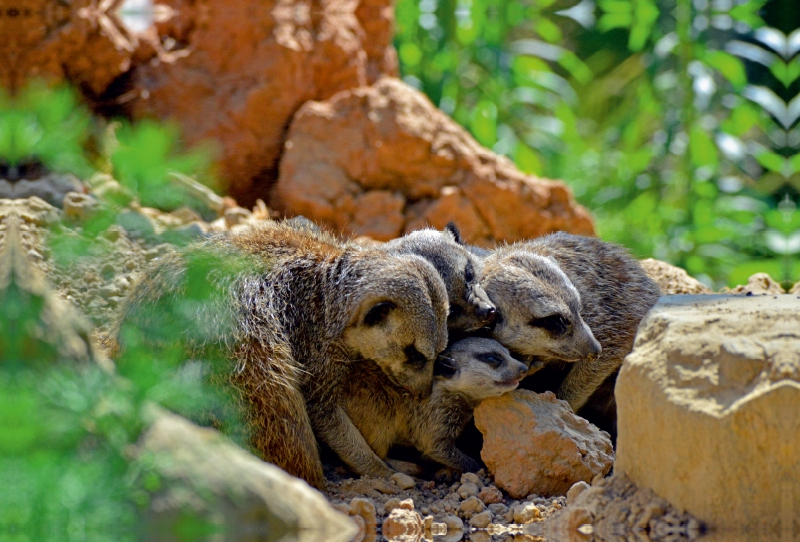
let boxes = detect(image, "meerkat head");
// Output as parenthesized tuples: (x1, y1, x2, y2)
(480, 250, 602, 363)
(433, 337, 528, 401)
(384, 224, 496, 334)
(341, 253, 449, 398)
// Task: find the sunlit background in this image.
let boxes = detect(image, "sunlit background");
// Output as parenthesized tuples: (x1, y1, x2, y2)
(394, 0, 800, 287)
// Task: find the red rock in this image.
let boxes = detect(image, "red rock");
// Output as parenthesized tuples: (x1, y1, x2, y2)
(275, 78, 594, 245)
(477, 485, 504, 505)
(474, 390, 613, 498)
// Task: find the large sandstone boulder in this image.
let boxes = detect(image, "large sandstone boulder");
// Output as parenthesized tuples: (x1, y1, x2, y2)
(6, 0, 395, 203)
(616, 294, 800, 530)
(639, 258, 712, 295)
(138, 409, 357, 542)
(473, 391, 613, 498)
(275, 78, 595, 243)
(130, 0, 397, 203)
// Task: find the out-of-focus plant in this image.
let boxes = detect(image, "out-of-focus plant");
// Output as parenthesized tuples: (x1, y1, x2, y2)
(0, 82, 92, 178)
(0, 82, 216, 213)
(396, 0, 800, 287)
(1, 226, 244, 540)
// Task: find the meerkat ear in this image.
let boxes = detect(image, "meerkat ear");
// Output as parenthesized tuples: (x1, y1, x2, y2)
(363, 301, 396, 326)
(445, 222, 463, 245)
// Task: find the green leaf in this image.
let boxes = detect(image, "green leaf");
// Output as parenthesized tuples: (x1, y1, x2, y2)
(704, 51, 748, 90)
(535, 18, 563, 43)
(513, 142, 542, 174)
(689, 125, 718, 168)
(597, 12, 632, 31)
(756, 152, 787, 174)
(769, 60, 800, 88)
(470, 100, 498, 147)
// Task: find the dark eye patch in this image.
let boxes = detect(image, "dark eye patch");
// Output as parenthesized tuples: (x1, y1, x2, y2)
(404, 344, 429, 371)
(434, 355, 458, 378)
(364, 301, 396, 326)
(528, 314, 570, 336)
(476, 352, 503, 368)
(464, 262, 475, 283)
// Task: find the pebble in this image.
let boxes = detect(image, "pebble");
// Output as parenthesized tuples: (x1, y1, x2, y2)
(442, 515, 463, 531)
(567, 480, 591, 505)
(461, 472, 482, 487)
(458, 496, 485, 518)
(469, 510, 493, 527)
(512, 502, 541, 524)
(488, 503, 508, 516)
(478, 485, 503, 504)
(390, 472, 416, 490)
(457, 482, 479, 499)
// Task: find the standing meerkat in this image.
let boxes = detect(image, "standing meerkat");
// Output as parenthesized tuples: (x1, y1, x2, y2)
(342, 337, 527, 480)
(384, 224, 496, 334)
(111, 222, 449, 488)
(480, 232, 661, 435)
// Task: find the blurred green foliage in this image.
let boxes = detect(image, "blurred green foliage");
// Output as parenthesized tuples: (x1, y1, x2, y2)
(0, 85, 242, 540)
(0, 83, 215, 211)
(396, 0, 800, 287)
(0, 230, 244, 540)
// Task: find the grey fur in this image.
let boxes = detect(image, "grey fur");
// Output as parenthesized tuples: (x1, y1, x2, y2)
(481, 232, 661, 414)
(343, 337, 526, 478)
(110, 222, 449, 487)
(384, 227, 496, 333)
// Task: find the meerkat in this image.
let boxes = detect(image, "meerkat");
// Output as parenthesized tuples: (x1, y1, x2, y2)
(384, 223, 496, 334)
(342, 337, 527, 480)
(480, 232, 661, 436)
(111, 222, 449, 489)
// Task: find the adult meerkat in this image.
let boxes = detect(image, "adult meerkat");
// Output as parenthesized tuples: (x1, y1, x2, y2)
(342, 337, 527, 480)
(480, 232, 661, 435)
(384, 224, 496, 334)
(111, 222, 449, 488)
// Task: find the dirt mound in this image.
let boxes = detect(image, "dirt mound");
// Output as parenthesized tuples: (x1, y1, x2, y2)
(275, 78, 595, 243)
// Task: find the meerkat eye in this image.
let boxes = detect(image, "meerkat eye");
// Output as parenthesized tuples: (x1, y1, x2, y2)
(464, 262, 475, 283)
(364, 301, 396, 326)
(404, 344, 429, 371)
(433, 355, 458, 378)
(476, 352, 503, 368)
(448, 304, 464, 317)
(528, 314, 570, 336)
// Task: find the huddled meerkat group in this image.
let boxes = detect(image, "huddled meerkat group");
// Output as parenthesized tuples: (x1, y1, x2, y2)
(110, 218, 661, 489)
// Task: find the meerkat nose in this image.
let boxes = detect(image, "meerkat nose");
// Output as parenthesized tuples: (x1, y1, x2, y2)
(477, 304, 496, 324)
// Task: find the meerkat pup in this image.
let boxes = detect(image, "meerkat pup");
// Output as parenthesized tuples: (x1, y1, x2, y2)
(384, 223, 496, 334)
(111, 222, 449, 488)
(480, 232, 661, 435)
(342, 337, 527, 479)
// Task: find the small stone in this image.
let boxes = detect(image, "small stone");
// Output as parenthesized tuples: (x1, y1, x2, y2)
(567, 481, 591, 505)
(512, 503, 541, 524)
(63, 192, 99, 222)
(99, 285, 121, 299)
(442, 515, 463, 531)
(224, 206, 252, 227)
(469, 510, 493, 528)
(488, 503, 508, 515)
(349, 498, 376, 542)
(457, 482, 479, 499)
(458, 496, 485, 519)
(390, 472, 416, 490)
(384, 498, 402, 513)
(382, 507, 423, 540)
(478, 485, 503, 504)
(101, 262, 116, 277)
(460, 472, 482, 487)
(397, 499, 415, 511)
